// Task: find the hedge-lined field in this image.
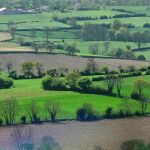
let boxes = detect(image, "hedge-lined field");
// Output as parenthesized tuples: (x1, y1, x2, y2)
(77, 17, 150, 27)
(93, 75, 150, 97)
(0, 75, 149, 122)
(0, 78, 125, 120)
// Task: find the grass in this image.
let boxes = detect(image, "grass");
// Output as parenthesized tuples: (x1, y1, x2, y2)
(0, 78, 139, 122)
(108, 6, 150, 16)
(92, 75, 150, 97)
(77, 17, 150, 27)
(135, 51, 150, 61)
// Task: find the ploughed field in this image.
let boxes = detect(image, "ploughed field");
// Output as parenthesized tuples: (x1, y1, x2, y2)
(0, 54, 149, 73)
(0, 117, 150, 150)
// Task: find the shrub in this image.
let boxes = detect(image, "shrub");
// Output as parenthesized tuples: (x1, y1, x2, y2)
(66, 73, 81, 89)
(121, 139, 148, 150)
(49, 78, 67, 91)
(21, 116, 27, 124)
(0, 76, 13, 89)
(42, 75, 67, 91)
(78, 86, 116, 97)
(131, 92, 140, 100)
(78, 78, 92, 89)
(104, 107, 113, 119)
(145, 70, 150, 75)
(129, 71, 142, 77)
(92, 76, 105, 81)
(42, 75, 53, 90)
(76, 103, 100, 121)
(9, 70, 18, 79)
(0, 118, 3, 126)
(137, 55, 146, 61)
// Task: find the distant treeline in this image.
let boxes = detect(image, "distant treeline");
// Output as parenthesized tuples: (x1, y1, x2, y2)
(0, 0, 150, 11)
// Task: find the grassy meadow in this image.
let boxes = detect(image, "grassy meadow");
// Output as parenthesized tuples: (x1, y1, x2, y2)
(0, 75, 149, 122)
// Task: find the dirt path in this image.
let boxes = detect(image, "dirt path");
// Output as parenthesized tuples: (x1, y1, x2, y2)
(0, 117, 150, 150)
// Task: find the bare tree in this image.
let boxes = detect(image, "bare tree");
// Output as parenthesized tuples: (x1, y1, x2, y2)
(120, 97, 133, 116)
(5, 61, 13, 73)
(46, 42, 55, 54)
(139, 96, 149, 115)
(32, 42, 40, 53)
(31, 28, 36, 43)
(103, 41, 110, 55)
(105, 75, 116, 93)
(0, 97, 17, 125)
(35, 62, 45, 77)
(11, 126, 34, 150)
(39, 136, 62, 150)
(115, 76, 123, 97)
(27, 101, 40, 123)
(45, 101, 60, 123)
(44, 27, 51, 44)
(86, 58, 98, 74)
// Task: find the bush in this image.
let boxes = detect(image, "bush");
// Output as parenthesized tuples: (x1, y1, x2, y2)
(137, 55, 146, 61)
(131, 92, 140, 100)
(78, 78, 92, 89)
(104, 107, 113, 119)
(49, 78, 68, 91)
(129, 71, 142, 77)
(9, 70, 18, 79)
(0, 118, 3, 126)
(76, 103, 100, 121)
(21, 116, 27, 124)
(121, 139, 148, 150)
(77, 86, 116, 97)
(92, 76, 105, 81)
(42, 75, 67, 91)
(145, 70, 150, 75)
(0, 76, 13, 89)
(66, 73, 81, 89)
(42, 75, 53, 90)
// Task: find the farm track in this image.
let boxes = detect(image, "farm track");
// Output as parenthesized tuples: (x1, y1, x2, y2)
(0, 117, 150, 150)
(0, 54, 149, 72)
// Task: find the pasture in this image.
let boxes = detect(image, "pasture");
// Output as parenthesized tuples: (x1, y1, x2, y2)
(93, 75, 150, 97)
(0, 76, 147, 122)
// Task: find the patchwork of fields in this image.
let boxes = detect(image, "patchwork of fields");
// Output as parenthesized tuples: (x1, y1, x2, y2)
(0, 4, 149, 150)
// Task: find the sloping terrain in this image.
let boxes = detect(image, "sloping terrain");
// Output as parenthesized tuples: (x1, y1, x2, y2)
(0, 54, 149, 73)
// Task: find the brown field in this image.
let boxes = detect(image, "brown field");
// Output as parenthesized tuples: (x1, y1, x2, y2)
(0, 117, 150, 150)
(0, 32, 12, 41)
(0, 54, 149, 73)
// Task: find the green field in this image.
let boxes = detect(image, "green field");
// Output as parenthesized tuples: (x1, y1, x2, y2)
(108, 6, 150, 15)
(0, 79, 124, 120)
(135, 51, 150, 61)
(77, 17, 150, 27)
(93, 75, 150, 97)
(0, 75, 149, 122)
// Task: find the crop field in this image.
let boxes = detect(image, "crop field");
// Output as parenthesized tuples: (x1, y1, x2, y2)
(0, 118, 150, 150)
(0, 54, 149, 73)
(0, 6, 149, 60)
(0, 32, 12, 41)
